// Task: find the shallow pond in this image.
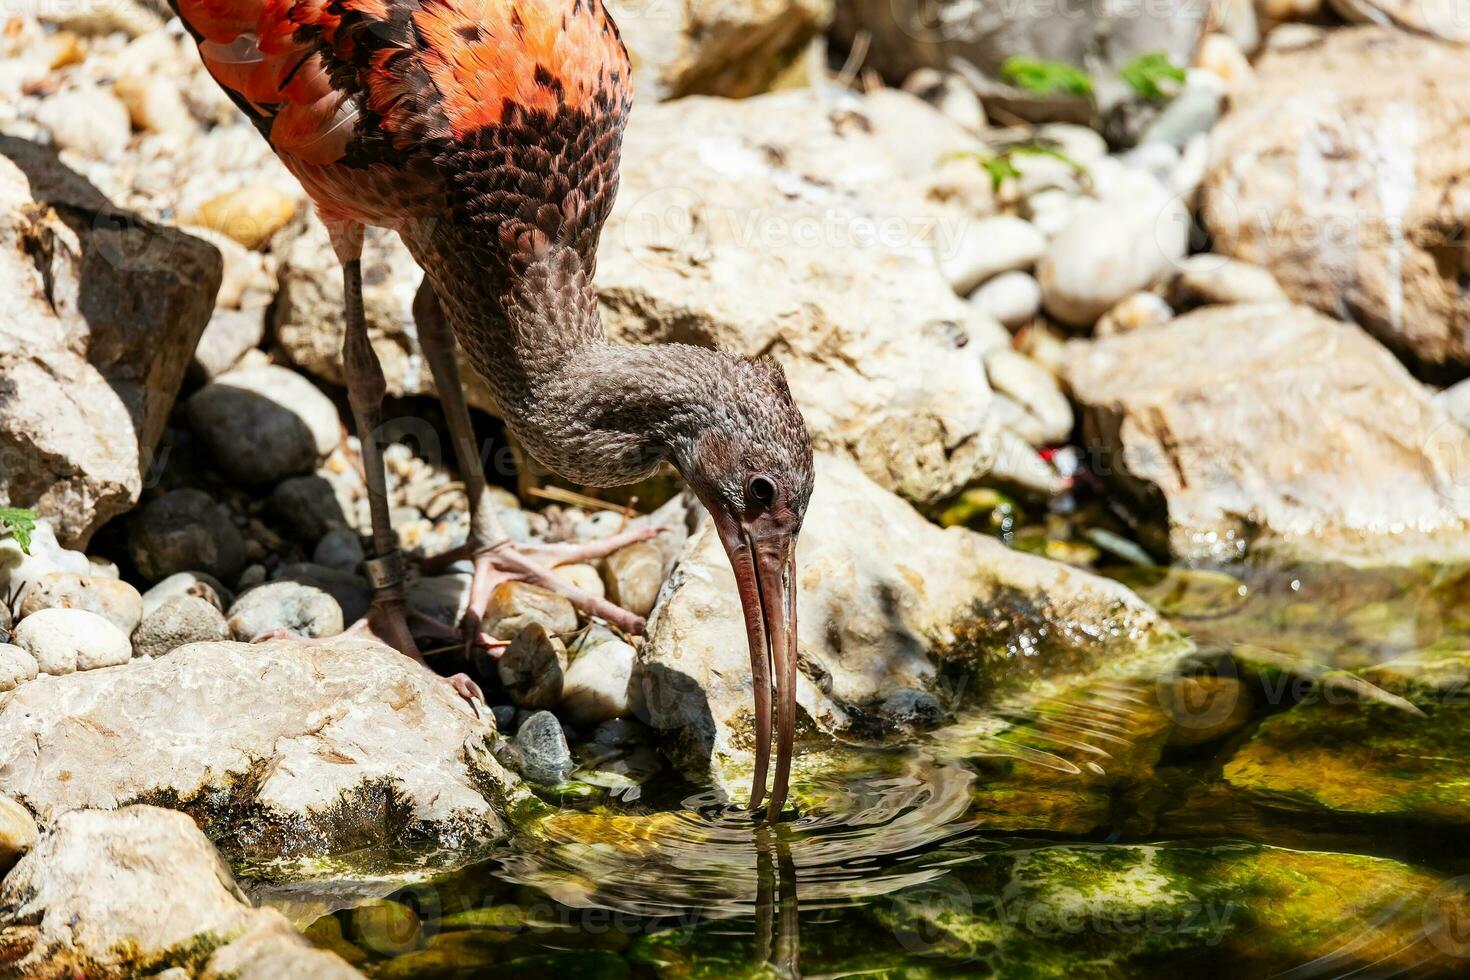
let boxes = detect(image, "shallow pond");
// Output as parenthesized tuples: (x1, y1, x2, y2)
(288, 517, 1470, 978)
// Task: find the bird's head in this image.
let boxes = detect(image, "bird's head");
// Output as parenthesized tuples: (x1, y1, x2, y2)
(671, 356, 814, 819)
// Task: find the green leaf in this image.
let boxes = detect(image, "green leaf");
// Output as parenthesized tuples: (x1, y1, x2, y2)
(1120, 51, 1186, 101)
(0, 507, 38, 555)
(1000, 57, 1093, 97)
(1010, 143, 1090, 176)
(980, 155, 1022, 191)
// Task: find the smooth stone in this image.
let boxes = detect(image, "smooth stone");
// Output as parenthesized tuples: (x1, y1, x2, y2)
(407, 573, 471, 624)
(983, 348, 1072, 444)
(1095, 292, 1175, 337)
(1024, 187, 1076, 238)
(191, 307, 267, 381)
(1197, 33, 1255, 93)
(18, 573, 144, 635)
(491, 704, 517, 732)
(1037, 194, 1189, 328)
(114, 72, 194, 137)
(227, 581, 344, 641)
(560, 631, 637, 726)
(936, 216, 1046, 296)
(968, 270, 1041, 328)
(483, 582, 577, 641)
(879, 689, 944, 733)
(591, 717, 650, 748)
(132, 596, 231, 659)
(186, 365, 341, 486)
(497, 623, 568, 709)
(193, 184, 299, 250)
(554, 562, 606, 600)
(1140, 79, 1223, 148)
(312, 528, 365, 572)
(343, 900, 422, 958)
(572, 510, 629, 541)
(13, 608, 132, 675)
(515, 710, 576, 786)
(0, 521, 92, 607)
(0, 794, 37, 874)
(270, 475, 353, 543)
(35, 89, 131, 159)
(128, 490, 246, 585)
(275, 563, 370, 624)
(1171, 254, 1288, 309)
(1037, 123, 1110, 167)
(0, 645, 38, 692)
(600, 541, 665, 620)
(141, 571, 230, 617)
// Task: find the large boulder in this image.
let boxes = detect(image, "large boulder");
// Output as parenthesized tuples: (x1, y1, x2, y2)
(1062, 303, 1470, 565)
(635, 454, 1189, 785)
(0, 136, 221, 547)
(0, 805, 361, 978)
(599, 89, 1020, 504)
(0, 639, 526, 859)
(1201, 28, 1470, 374)
(607, 0, 831, 101)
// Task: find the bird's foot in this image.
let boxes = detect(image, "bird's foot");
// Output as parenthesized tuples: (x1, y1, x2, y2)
(426, 527, 661, 650)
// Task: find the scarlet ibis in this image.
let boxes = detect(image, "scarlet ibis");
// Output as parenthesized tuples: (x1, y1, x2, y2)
(172, 0, 814, 816)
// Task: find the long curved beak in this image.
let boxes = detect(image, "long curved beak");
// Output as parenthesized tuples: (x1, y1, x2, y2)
(710, 511, 799, 821)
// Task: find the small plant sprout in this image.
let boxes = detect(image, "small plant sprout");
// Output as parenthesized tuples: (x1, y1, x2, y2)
(1000, 57, 1094, 97)
(0, 507, 37, 555)
(1120, 51, 1187, 101)
(943, 144, 1091, 192)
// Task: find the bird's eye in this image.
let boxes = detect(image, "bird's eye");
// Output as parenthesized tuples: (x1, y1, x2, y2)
(748, 475, 776, 507)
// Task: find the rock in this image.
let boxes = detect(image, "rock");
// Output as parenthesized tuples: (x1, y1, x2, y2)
(272, 475, 354, 543)
(967, 270, 1041, 328)
(200, 913, 365, 980)
(1329, 0, 1470, 41)
(554, 562, 606, 599)
(227, 581, 344, 641)
(983, 348, 1072, 445)
(560, 629, 637, 725)
(497, 623, 568, 709)
(599, 88, 1013, 504)
(34, 88, 131, 159)
(935, 216, 1045, 295)
(12, 608, 131, 676)
(192, 306, 267, 380)
(0, 793, 36, 874)
(37, 0, 164, 36)
(193, 184, 299, 250)
(187, 365, 341, 486)
(0, 136, 221, 548)
(1094, 291, 1174, 336)
(1138, 77, 1223, 148)
(0, 646, 37, 692)
(1196, 33, 1256, 94)
(637, 454, 1186, 783)
(141, 571, 230, 617)
(114, 72, 196, 137)
(600, 540, 666, 620)
(129, 489, 247, 585)
(0, 640, 524, 855)
(275, 563, 371, 624)
(832, 0, 1209, 121)
(606, 0, 830, 101)
(1202, 28, 1470, 372)
(515, 710, 576, 786)
(1170, 254, 1288, 309)
(274, 220, 498, 414)
(0, 806, 362, 977)
(313, 528, 366, 571)
(1063, 303, 1470, 564)
(132, 595, 231, 659)
(0, 521, 90, 608)
(17, 573, 143, 634)
(483, 582, 578, 641)
(1037, 193, 1189, 327)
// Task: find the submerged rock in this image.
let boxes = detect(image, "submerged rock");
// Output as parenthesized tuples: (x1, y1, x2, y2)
(637, 454, 1187, 786)
(0, 639, 525, 858)
(1202, 27, 1470, 372)
(516, 710, 576, 786)
(0, 806, 361, 978)
(0, 136, 220, 548)
(1065, 303, 1470, 565)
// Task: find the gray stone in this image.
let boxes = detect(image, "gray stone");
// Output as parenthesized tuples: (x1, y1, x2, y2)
(275, 563, 370, 624)
(129, 489, 246, 586)
(1063, 303, 1470, 564)
(514, 710, 575, 786)
(227, 581, 344, 641)
(13, 608, 132, 676)
(0, 806, 362, 977)
(497, 623, 568, 709)
(186, 365, 341, 486)
(17, 573, 144, 635)
(313, 528, 365, 572)
(0, 640, 525, 854)
(1139, 78, 1223, 148)
(132, 595, 231, 659)
(0, 137, 220, 548)
(271, 475, 353, 543)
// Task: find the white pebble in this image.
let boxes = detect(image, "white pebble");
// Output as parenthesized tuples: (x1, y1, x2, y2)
(936, 216, 1045, 295)
(13, 608, 132, 676)
(968, 271, 1041, 328)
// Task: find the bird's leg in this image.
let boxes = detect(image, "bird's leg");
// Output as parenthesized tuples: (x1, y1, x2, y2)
(331, 222, 482, 704)
(412, 281, 656, 643)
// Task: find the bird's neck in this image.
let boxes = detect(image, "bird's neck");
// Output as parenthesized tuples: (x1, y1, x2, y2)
(414, 235, 727, 487)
